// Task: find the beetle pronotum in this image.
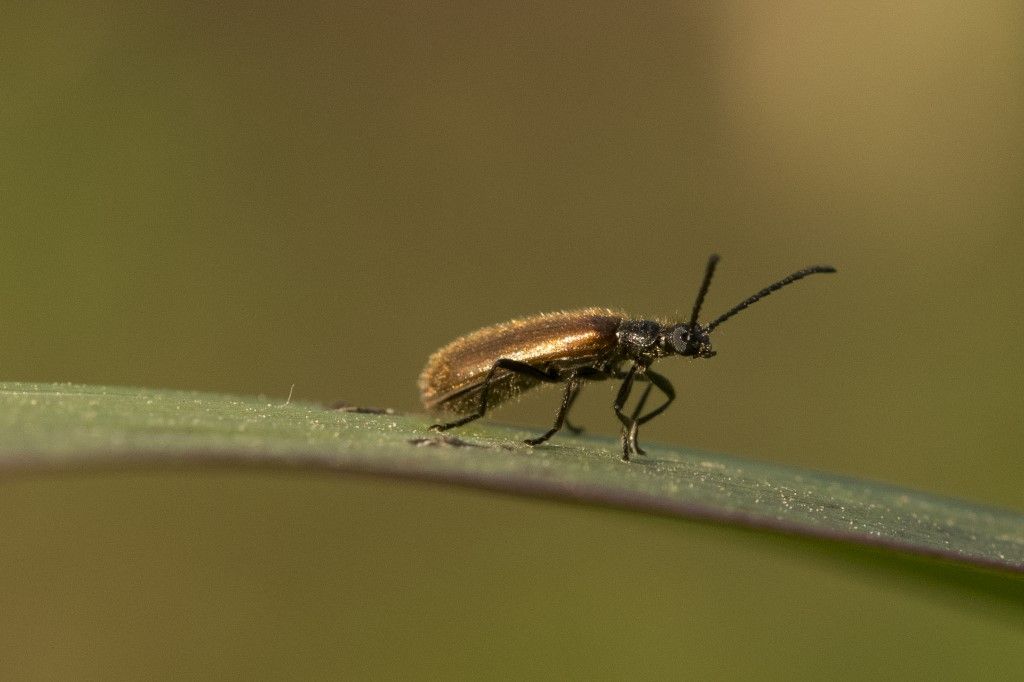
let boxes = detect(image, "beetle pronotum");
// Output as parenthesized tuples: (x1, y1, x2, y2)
(419, 255, 835, 460)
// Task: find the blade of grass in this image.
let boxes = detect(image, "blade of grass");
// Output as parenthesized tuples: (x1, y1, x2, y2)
(1, 381, 1021, 580)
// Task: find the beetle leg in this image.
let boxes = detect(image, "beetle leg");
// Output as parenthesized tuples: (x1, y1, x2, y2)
(634, 369, 675, 426)
(430, 359, 561, 431)
(554, 364, 613, 435)
(524, 371, 583, 445)
(612, 364, 642, 461)
(561, 381, 586, 434)
(629, 381, 655, 421)
(609, 366, 654, 419)
(622, 369, 676, 456)
(608, 380, 654, 456)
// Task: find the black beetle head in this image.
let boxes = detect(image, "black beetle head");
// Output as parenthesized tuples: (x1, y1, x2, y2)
(670, 254, 835, 360)
(666, 323, 716, 359)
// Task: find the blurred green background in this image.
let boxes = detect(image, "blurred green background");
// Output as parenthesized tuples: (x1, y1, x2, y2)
(2, 3, 1022, 679)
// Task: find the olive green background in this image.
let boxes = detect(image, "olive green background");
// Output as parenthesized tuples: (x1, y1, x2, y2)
(2, 3, 1022, 679)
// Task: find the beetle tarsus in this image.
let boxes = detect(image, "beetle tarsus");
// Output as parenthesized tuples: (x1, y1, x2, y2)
(430, 410, 484, 431)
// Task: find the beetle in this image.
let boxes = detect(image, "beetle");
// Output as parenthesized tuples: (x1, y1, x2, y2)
(419, 254, 836, 461)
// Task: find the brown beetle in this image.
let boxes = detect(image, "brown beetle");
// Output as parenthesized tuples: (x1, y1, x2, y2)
(419, 255, 835, 460)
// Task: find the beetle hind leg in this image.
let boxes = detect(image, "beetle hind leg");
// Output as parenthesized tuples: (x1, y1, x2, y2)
(429, 359, 562, 432)
(430, 412, 482, 432)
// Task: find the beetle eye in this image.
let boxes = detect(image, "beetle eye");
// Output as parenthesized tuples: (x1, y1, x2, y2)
(668, 326, 691, 354)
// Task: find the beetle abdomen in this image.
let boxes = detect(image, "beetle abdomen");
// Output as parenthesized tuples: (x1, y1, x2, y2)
(419, 308, 624, 414)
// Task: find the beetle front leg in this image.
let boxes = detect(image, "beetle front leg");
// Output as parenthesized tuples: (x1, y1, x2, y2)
(612, 364, 643, 461)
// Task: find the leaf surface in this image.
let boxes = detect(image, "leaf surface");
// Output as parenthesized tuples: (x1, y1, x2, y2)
(1, 382, 1021, 576)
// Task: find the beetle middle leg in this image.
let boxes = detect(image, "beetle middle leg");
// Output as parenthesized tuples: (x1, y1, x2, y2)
(558, 364, 612, 435)
(526, 365, 612, 445)
(562, 381, 586, 434)
(524, 372, 583, 445)
(430, 359, 564, 432)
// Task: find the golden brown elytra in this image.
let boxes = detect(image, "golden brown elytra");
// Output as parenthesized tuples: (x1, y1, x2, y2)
(419, 255, 836, 461)
(419, 308, 625, 414)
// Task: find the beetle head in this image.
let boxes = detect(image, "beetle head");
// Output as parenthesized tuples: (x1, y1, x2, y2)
(665, 323, 716, 358)
(673, 254, 836, 360)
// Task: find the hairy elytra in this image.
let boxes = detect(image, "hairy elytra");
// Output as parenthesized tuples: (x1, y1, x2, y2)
(419, 255, 836, 461)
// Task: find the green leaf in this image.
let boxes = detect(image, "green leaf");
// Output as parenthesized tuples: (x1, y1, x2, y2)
(1, 382, 1021, 578)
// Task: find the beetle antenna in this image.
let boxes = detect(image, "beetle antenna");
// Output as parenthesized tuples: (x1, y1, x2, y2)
(707, 265, 836, 331)
(688, 254, 720, 328)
